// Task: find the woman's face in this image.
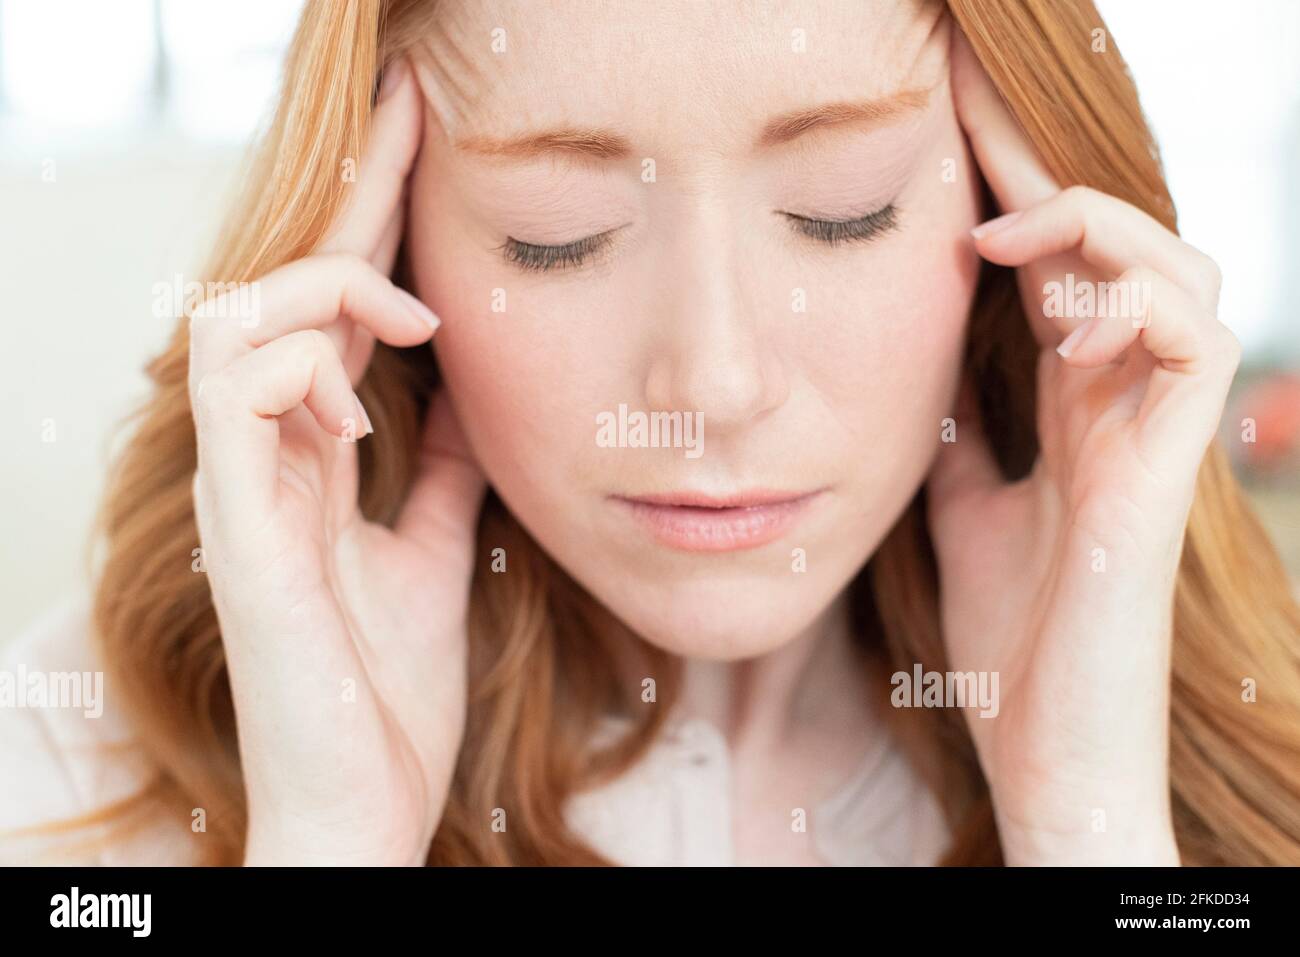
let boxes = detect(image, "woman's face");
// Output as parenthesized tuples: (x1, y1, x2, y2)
(406, 0, 981, 659)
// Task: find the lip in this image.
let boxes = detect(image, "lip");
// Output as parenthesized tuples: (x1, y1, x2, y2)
(611, 489, 824, 552)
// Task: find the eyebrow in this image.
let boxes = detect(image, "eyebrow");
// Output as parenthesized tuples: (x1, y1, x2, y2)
(455, 128, 632, 160)
(452, 88, 931, 161)
(758, 88, 931, 147)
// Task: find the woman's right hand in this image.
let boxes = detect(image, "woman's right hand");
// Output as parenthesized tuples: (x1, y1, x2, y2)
(187, 58, 486, 865)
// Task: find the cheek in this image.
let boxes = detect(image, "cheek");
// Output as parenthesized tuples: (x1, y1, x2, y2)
(405, 162, 618, 487)
(789, 137, 981, 445)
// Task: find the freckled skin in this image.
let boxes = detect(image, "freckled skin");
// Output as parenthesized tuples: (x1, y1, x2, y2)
(405, 0, 982, 659)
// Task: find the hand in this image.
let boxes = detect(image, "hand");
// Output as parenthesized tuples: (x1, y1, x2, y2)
(925, 32, 1240, 864)
(188, 58, 486, 865)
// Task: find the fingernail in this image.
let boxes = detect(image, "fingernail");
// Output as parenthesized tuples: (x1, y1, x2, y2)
(396, 288, 440, 331)
(1055, 318, 1095, 359)
(354, 394, 375, 436)
(970, 210, 1023, 240)
(377, 57, 409, 102)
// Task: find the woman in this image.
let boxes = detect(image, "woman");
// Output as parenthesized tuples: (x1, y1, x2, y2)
(3, 0, 1298, 866)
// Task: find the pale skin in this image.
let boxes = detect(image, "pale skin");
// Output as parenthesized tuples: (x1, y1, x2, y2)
(188, 3, 1237, 865)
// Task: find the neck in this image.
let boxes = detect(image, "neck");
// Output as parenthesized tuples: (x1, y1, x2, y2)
(673, 591, 874, 754)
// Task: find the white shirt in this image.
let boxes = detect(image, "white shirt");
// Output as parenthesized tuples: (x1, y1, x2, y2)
(565, 712, 949, 866)
(1, 594, 950, 866)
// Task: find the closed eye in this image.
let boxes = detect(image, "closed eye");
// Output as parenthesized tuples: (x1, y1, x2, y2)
(500, 203, 898, 272)
(500, 231, 615, 272)
(781, 203, 899, 246)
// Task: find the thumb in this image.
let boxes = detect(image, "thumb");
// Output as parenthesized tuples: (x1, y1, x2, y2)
(396, 390, 488, 554)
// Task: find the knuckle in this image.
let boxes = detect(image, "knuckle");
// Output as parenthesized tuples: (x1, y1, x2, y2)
(295, 328, 335, 362)
(1061, 183, 1097, 209)
(187, 308, 215, 348)
(1199, 254, 1223, 298)
(1059, 185, 1112, 239)
(190, 472, 219, 551)
(1217, 325, 1243, 367)
(299, 326, 333, 351)
(316, 249, 371, 281)
(192, 370, 236, 422)
(1181, 242, 1222, 305)
(283, 329, 336, 381)
(1119, 264, 1160, 299)
(312, 251, 383, 317)
(1119, 263, 1155, 284)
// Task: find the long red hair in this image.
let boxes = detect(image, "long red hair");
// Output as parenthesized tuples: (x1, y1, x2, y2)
(59, 0, 1300, 864)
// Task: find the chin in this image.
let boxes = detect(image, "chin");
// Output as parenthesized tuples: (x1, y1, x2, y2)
(589, 571, 853, 662)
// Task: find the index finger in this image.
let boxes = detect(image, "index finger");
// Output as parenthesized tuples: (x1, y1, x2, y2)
(317, 56, 424, 263)
(950, 27, 1060, 213)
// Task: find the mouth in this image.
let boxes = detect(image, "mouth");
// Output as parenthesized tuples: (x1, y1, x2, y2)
(610, 489, 824, 552)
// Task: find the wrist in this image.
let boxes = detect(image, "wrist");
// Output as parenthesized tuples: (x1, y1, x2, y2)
(244, 821, 430, 866)
(995, 799, 1179, 866)
(243, 841, 427, 866)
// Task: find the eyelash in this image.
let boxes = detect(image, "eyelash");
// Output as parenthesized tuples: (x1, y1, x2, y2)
(501, 202, 899, 272)
(501, 232, 614, 272)
(782, 203, 899, 246)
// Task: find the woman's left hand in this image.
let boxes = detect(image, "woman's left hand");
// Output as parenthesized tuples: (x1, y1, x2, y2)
(925, 32, 1241, 864)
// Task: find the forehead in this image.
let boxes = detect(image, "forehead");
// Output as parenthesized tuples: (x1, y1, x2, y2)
(415, 0, 948, 148)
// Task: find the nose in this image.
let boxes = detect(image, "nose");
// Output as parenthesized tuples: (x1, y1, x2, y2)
(644, 220, 788, 431)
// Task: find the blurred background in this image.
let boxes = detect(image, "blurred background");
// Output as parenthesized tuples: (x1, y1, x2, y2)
(2, 0, 1298, 642)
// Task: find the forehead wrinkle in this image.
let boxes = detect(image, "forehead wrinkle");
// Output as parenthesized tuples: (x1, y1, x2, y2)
(882, 3, 951, 92)
(414, 0, 953, 163)
(741, 3, 950, 156)
(411, 4, 497, 143)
